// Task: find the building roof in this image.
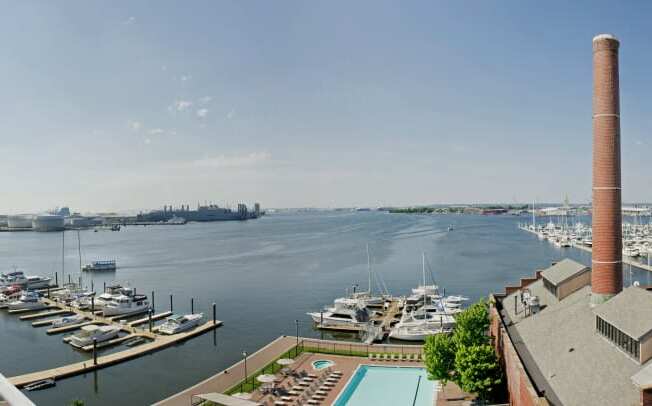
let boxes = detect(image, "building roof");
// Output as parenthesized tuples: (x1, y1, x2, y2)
(540, 258, 589, 286)
(500, 275, 647, 406)
(593, 286, 652, 340)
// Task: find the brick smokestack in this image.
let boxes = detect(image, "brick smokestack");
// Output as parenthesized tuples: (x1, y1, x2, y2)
(591, 34, 622, 305)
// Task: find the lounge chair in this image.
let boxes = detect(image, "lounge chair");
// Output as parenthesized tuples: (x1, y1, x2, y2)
(332, 370, 343, 375)
(307, 373, 317, 379)
(274, 401, 287, 406)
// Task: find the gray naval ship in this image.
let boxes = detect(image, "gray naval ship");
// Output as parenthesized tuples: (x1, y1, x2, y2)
(137, 203, 262, 222)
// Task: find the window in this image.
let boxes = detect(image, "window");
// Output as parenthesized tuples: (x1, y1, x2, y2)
(543, 278, 557, 296)
(596, 316, 639, 361)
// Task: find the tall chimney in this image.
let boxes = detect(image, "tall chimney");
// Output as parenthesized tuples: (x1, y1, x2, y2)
(591, 34, 622, 305)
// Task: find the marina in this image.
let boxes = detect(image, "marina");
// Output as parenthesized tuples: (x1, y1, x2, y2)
(2, 212, 648, 405)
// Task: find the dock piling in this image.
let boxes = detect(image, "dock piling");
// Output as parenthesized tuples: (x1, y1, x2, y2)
(148, 309, 153, 332)
(169, 294, 173, 312)
(55, 272, 58, 286)
(103, 281, 106, 292)
(191, 298, 194, 315)
(91, 280, 94, 293)
(91, 296, 95, 313)
(68, 274, 71, 284)
(212, 303, 216, 325)
(93, 339, 98, 365)
(151, 291, 155, 313)
(78, 276, 81, 288)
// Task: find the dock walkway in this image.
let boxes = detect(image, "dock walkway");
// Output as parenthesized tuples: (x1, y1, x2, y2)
(9, 320, 222, 387)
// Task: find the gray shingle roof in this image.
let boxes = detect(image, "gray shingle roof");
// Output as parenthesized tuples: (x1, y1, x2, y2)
(593, 286, 652, 340)
(501, 277, 648, 406)
(540, 258, 589, 286)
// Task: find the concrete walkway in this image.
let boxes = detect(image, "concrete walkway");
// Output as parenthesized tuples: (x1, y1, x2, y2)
(153, 336, 298, 406)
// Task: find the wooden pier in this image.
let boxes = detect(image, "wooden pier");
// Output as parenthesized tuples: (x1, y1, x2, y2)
(7, 305, 52, 314)
(128, 311, 173, 326)
(9, 320, 222, 388)
(20, 309, 71, 321)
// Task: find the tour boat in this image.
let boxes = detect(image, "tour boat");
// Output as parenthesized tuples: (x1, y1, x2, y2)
(102, 294, 149, 316)
(68, 325, 120, 348)
(82, 260, 117, 272)
(158, 313, 204, 334)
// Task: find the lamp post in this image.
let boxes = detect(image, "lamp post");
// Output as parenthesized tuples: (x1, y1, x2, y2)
(295, 319, 299, 357)
(242, 351, 248, 391)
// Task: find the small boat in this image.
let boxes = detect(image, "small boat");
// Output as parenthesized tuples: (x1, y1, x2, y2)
(158, 313, 204, 334)
(7, 291, 44, 311)
(0, 271, 28, 287)
(26, 275, 52, 289)
(82, 260, 117, 272)
(68, 325, 120, 348)
(51, 314, 86, 328)
(448, 225, 454, 231)
(307, 297, 371, 328)
(24, 379, 56, 391)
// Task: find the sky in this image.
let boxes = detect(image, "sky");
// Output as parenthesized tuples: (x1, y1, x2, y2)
(1, 1, 651, 213)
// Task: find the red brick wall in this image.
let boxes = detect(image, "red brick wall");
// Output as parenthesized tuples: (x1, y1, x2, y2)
(490, 304, 547, 406)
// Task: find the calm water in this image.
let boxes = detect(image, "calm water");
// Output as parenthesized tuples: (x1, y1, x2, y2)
(1, 212, 649, 405)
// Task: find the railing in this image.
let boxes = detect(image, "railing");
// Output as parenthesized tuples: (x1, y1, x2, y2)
(0, 373, 35, 406)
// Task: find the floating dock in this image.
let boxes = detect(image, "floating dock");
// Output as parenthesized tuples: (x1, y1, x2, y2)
(9, 320, 222, 388)
(2, 295, 223, 387)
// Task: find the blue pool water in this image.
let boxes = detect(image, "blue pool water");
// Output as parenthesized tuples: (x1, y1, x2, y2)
(312, 360, 335, 370)
(333, 365, 436, 406)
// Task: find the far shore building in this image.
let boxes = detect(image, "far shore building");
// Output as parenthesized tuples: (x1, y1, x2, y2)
(490, 34, 652, 406)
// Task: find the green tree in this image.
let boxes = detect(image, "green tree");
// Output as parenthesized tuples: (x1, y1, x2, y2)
(424, 333, 456, 384)
(70, 400, 84, 406)
(452, 299, 490, 348)
(454, 344, 502, 400)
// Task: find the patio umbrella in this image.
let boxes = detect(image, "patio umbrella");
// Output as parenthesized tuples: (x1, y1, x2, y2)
(257, 374, 277, 383)
(232, 393, 252, 400)
(276, 358, 295, 366)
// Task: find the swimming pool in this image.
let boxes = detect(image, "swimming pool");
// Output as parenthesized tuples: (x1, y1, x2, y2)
(333, 365, 437, 406)
(312, 360, 335, 370)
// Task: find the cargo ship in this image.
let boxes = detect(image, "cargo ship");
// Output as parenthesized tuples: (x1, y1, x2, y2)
(136, 203, 262, 223)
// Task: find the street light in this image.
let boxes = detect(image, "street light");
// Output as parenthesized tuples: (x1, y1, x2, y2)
(295, 319, 299, 357)
(242, 351, 248, 391)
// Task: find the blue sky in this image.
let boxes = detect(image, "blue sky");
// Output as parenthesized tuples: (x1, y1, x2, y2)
(1, 1, 651, 213)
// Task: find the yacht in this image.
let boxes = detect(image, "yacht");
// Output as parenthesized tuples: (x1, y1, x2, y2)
(70, 292, 96, 310)
(307, 297, 371, 328)
(0, 288, 22, 308)
(68, 325, 120, 348)
(7, 291, 44, 311)
(82, 260, 117, 272)
(94, 284, 127, 309)
(102, 294, 149, 317)
(624, 247, 640, 257)
(51, 314, 86, 328)
(389, 323, 451, 341)
(158, 313, 203, 334)
(26, 275, 52, 289)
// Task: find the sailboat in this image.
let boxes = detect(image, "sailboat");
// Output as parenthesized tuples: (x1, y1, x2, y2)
(389, 253, 456, 341)
(348, 244, 390, 307)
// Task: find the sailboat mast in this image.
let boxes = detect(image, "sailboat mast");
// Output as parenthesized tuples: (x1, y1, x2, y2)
(61, 231, 65, 286)
(366, 244, 372, 295)
(422, 252, 426, 303)
(77, 230, 83, 288)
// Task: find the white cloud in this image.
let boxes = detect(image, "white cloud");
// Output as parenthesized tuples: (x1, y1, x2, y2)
(169, 100, 193, 112)
(196, 108, 209, 118)
(129, 121, 142, 131)
(199, 96, 213, 104)
(148, 128, 165, 135)
(193, 152, 271, 169)
(123, 16, 136, 25)
(227, 109, 236, 120)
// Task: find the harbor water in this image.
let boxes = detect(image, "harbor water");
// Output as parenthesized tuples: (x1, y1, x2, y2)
(1, 211, 649, 405)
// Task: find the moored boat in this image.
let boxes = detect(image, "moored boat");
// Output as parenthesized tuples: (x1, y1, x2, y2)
(68, 325, 120, 348)
(158, 313, 203, 334)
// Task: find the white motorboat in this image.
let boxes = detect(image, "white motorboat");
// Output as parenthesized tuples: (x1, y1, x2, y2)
(51, 314, 85, 328)
(0, 289, 22, 309)
(7, 291, 44, 311)
(158, 313, 203, 334)
(389, 324, 451, 341)
(70, 292, 96, 310)
(307, 297, 371, 328)
(68, 325, 120, 348)
(102, 294, 149, 316)
(82, 260, 117, 272)
(25, 275, 52, 289)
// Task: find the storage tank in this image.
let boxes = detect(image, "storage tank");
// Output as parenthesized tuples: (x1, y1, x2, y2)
(7, 215, 34, 229)
(32, 214, 65, 232)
